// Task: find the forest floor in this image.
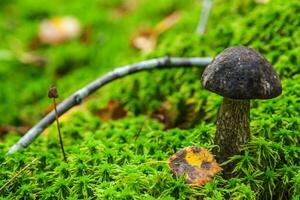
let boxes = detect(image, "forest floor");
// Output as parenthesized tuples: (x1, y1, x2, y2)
(0, 0, 299, 199)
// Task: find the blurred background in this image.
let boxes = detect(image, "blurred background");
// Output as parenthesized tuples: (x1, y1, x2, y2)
(0, 0, 299, 139)
(0, 0, 203, 134)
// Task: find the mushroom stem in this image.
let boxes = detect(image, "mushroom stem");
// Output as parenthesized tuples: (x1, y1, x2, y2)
(214, 98, 250, 166)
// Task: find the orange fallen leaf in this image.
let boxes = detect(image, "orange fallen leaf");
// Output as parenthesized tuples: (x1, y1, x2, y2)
(96, 100, 127, 121)
(131, 11, 181, 52)
(168, 146, 222, 186)
(39, 16, 81, 44)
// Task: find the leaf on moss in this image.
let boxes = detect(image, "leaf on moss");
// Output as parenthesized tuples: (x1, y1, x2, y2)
(111, 0, 138, 18)
(0, 125, 29, 136)
(151, 101, 175, 129)
(151, 100, 205, 130)
(96, 100, 127, 121)
(80, 27, 92, 45)
(38, 16, 81, 44)
(130, 11, 181, 52)
(168, 146, 222, 186)
(130, 28, 157, 53)
(19, 52, 48, 67)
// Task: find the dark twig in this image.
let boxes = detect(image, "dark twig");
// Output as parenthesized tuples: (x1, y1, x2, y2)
(0, 158, 38, 192)
(7, 56, 212, 154)
(48, 86, 67, 162)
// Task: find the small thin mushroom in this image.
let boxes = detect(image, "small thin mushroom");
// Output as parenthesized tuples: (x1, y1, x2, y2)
(48, 86, 67, 163)
(201, 46, 282, 173)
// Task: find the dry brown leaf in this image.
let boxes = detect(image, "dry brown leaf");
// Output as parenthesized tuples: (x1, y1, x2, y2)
(154, 11, 181, 34)
(130, 28, 157, 53)
(39, 16, 81, 44)
(28, 37, 42, 50)
(151, 100, 204, 130)
(131, 11, 181, 52)
(0, 125, 30, 136)
(80, 27, 92, 44)
(168, 146, 222, 186)
(19, 52, 47, 67)
(151, 101, 175, 129)
(96, 100, 127, 121)
(111, 0, 138, 18)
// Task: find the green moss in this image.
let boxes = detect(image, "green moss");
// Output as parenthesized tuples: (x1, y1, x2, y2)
(0, 0, 300, 199)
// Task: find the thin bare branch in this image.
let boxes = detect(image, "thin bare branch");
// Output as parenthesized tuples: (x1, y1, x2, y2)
(196, 0, 213, 35)
(7, 56, 212, 154)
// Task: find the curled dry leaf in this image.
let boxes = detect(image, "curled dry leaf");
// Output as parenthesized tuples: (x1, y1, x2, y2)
(168, 146, 222, 186)
(96, 100, 127, 121)
(39, 16, 81, 44)
(131, 11, 181, 52)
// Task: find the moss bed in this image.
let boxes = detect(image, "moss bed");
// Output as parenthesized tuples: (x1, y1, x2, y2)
(0, 0, 300, 199)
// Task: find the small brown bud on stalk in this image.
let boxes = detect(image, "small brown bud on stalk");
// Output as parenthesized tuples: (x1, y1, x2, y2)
(48, 86, 59, 98)
(48, 86, 67, 162)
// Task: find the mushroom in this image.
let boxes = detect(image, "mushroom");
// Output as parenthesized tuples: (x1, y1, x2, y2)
(201, 46, 282, 167)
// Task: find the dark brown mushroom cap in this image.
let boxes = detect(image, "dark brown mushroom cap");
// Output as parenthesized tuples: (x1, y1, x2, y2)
(202, 46, 282, 99)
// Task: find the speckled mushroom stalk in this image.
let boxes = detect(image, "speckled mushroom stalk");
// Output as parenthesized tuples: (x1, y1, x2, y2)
(215, 98, 250, 163)
(202, 46, 282, 174)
